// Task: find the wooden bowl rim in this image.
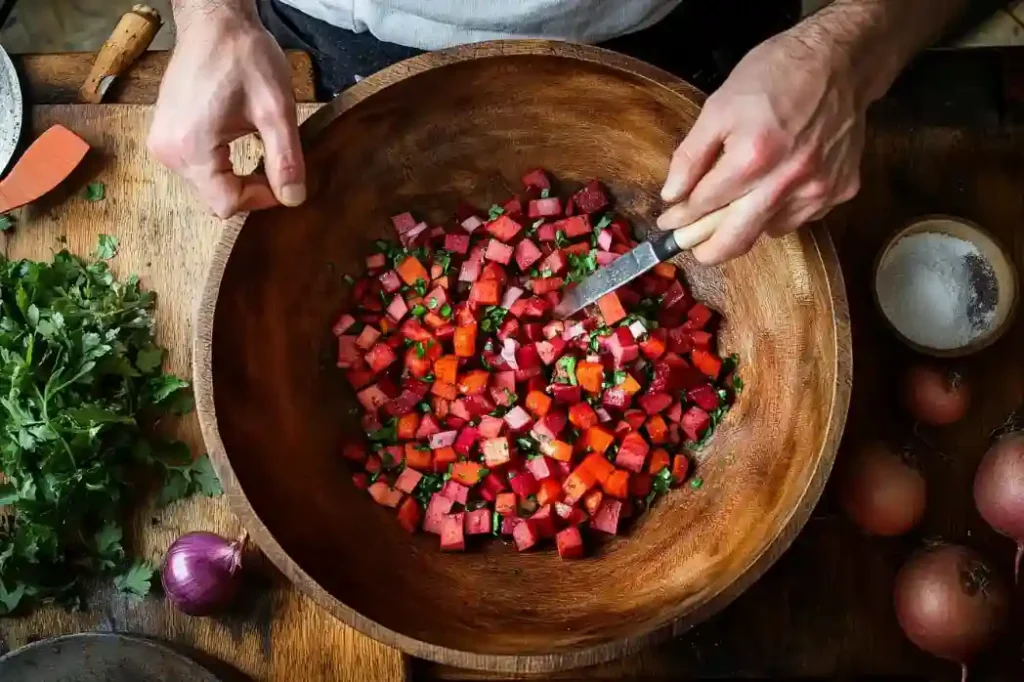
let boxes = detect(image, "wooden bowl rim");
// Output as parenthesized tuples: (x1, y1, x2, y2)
(193, 40, 853, 673)
(872, 214, 1020, 359)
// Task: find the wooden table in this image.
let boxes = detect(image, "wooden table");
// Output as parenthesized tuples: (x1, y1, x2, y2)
(4, 48, 1024, 682)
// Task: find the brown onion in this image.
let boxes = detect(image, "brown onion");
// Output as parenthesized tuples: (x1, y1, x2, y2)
(901, 365, 971, 426)
(894, 544, 1008, 682)
(973, 431, 1024, 582)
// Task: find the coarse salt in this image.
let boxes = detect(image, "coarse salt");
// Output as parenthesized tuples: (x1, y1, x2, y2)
(875, 232, 998, 350)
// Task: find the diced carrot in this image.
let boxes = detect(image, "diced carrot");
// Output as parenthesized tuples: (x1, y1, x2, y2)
(582, 426, 615, 454)
(396, 255, 429, 286)
(581, 452, 615, 484)
(495, 492, 517, 515)
(470, 279, 501, 305)
(536, 478, 563, 506)
(458, 370, 489, 395)
(433, 446, 457, 472)
(525, 390, 552, 418)
(582, 489, 604, 517)
(543, 440, 573, 462)
(563, 467, 597, 504)
(423, 311, 447, 330)
(576, 361, 604, 394)
(379, 318, 393, 334)
(396, 497, 422, 532)
(690, 349, 723, 379)
(454, 324, 478, 357)
(645, 415, 668, 444)
(671, 454, 691, 485)
(431, 380, 458, 400)
(451, 461, 488, 486)
(434, 355, 458, 385)
(568, 403, 598, 429)
(652, 262, 677, 279)
(596, 291, 627, 325)
(602, 469, 630, 499)
(397, 413, 420, 440)
(620, 373, 642, 396)
(648, 448, 671, 475)
(404, 443, 433, 471)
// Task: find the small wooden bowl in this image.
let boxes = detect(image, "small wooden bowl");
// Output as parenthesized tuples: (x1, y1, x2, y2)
(194, 41, 851, 672)
(873, 216, 1019, 358)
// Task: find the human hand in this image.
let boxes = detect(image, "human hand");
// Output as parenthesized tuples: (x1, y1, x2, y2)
(657, 32, 866, 264)
(147, 4, 305, 218)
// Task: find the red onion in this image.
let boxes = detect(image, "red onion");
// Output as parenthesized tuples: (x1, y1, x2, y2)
(973, 430, 1024, 582)
(162, 531, 247, 616)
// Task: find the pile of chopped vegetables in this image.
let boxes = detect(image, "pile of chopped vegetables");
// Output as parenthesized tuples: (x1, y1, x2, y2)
(332, 170, 739, 558)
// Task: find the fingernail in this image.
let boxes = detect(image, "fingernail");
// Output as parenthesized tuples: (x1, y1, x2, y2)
(656, 212, 673, 230)
(280, 183, 306, 207)
(661, 177, 682, 203)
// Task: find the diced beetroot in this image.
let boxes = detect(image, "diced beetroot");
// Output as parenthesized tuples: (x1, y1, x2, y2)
(553, 215, 591, 239)
(478, 415, 506, 439)
(532, 410, 567, 441)
(365, 253, 387, 270)
(592, 498, 622, 534)
(367, 481, 403, 508)
(500, 286, 524, 311)
(602, 388, 630, 411)
(354, 326, 381, 351)
(537, 223, 558, 242)
(440, 480, 470, 505)
(573, 180, 610, 214)
(528, 197, 563, 218)
(513, 518, 540, 551)
(385, 389, 420, 417)
(596, 229, 614, 251)
(503, 406, 533, 433)
(687, 303, 714, 329)
(429, 430, 458, 450)
(336, 335, 361, 368)
(682, 406, 712, 442)
(482, 472, 508, 495)
(465, 508, 493, 535)
(665, 401, 683, 424)
(356, 384, 389, 413)
(440, 512, 466, 551)
(596, 251, 619, 267)
(638, 392, 673, 415)
(463, 394, 496, 418)
(556, 526, 585, 559)
(514, 344, 543, 381)
(515, 238, 544, 270)
(502, 515, 522, 536)
(503, 196, 523, 218)
(531, 505, 558, 538)
(662, 279, 694, 312)
(332, 313, 357, 336)
(689, 330, 714, 351)
(459, 259, 481, 283)
(688, 384, 721, 411)
(616, 432, 650, 473)
(444, 233, 470, 255)
(538, 250, 566, 275)
(535, 338, 567, 365)
(415, 414, 442, 439)
(551, 384, 583, 405)
(386, 295, 409, 322)
(509, 470, 540, 497)
(485, 239, 514, 265)
(482, 437, 512, 467)
(379, 270, 402, 294)
(543, 320, 565, 339)
(607, 327, 639, 368)
(453, 426, 481, 456)
(395, 468, 423, 494)
(461, 215, 484, 234)
(526, 455, 558, 481)
(522, 322, 544, 342)
(521, 168, 551, 190)
(399, 222, 428, 246)
(667, 326, 693, 355)
(486, 214, 523, 242)
(391, 211, 418, 234)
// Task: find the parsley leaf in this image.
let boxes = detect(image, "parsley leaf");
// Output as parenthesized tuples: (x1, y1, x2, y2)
(555, 355, 578, 385)
(0, 213, 15, 232)
(85, 182, 106, 202)
(114, 561, 154, 600)
(94, 234, 119, 259)
(488, 204, 505, 220)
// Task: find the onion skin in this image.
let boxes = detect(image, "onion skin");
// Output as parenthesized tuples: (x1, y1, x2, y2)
(162, 531, 245, 616)
(894, 545, 1008, 681)
(902, 365, 971, 426)
(838, 442, 926, 537)
(973, 432, 1024, 582)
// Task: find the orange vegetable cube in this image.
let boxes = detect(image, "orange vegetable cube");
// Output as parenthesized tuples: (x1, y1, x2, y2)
(596, 291, 627, 325)
(581, 452, 615, 484)
(582, 489, 604, 516)
(602, 469, 630, 499)
(652, 262, 678, 279)
(648, 448, 671, 475)
(458, 370, 490, 396)
(470, 279, 501, 305)
(582, 426, 615, 454)
(645, 415, 668, 444)
(671, 454, 691, 485)
(495, 492, 517, 516)
(404, 443, 433, 471)
(396, 255, 429, 286)
(525, 390, 552, 418)
(576, 361, 604, 394)
(620, 373, 642, 396)
(431, 380, 458, 400)
(397, 413, 421, 440)
(454, 324, 478, 357)
(563, 467, 597, 504)
(434, 355, 459, 385)
(433, 446, 457, 472)
(451, 461, 488, 486)
(542, 439, 573, 462)
(536, 478, 563, 506)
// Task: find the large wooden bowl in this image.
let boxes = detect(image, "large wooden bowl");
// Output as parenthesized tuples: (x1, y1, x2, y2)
(194, 42, 851, 673)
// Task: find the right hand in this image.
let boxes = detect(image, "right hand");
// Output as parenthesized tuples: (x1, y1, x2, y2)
(147, 7, 305, 218)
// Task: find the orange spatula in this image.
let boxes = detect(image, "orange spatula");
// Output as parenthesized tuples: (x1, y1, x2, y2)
(0, 125, 90, 214)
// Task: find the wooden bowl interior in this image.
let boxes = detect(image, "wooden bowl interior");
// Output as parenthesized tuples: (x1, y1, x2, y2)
(874, 216, 1019, 358)
(202, 47, 848, 668)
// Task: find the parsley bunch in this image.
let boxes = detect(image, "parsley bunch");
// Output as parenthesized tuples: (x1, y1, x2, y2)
(0, 238, 218, 614)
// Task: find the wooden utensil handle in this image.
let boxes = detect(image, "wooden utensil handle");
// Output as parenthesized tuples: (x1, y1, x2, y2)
(651, 204, 731, 261)
(79, 4, 163, 104)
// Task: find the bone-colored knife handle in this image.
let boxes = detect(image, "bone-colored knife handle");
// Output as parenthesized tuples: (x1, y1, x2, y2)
(79, 4, 163, 104)
(670, 204, 731, 251)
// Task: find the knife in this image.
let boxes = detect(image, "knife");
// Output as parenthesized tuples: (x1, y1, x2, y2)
(553, 204, 731, 319)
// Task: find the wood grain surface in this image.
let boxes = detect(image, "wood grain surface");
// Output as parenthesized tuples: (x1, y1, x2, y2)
(0, 104, 406, 682)
(193, 41, 850, 674)
(15, 51, 317, 104)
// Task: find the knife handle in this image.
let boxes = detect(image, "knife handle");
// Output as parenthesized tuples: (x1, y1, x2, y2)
(650, 204, 731, 262)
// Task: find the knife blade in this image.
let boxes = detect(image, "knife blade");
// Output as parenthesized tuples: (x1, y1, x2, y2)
(553, 204, 729, 319)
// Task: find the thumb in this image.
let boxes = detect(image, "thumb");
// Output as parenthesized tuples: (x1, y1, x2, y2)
(256, 104, 306, 207)
(661, 114, 724, 204)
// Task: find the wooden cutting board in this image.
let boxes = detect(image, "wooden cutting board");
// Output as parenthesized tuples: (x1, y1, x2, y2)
(0, 104, 407, 682)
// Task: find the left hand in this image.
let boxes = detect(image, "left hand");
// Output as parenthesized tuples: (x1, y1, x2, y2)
(657, 31, 866, 264)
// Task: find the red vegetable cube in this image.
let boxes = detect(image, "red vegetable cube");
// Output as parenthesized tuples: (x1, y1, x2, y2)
(555, 526, 585, 559)
(568, 403, 599, 430)
(534, 338, 567, 365)
(367, 481, 403, 508)
(440, 512, 466, 551)
(638, 392, 673, 415)
(465, 508, 493, 535)
(690, 349, 723, 379)
(528, 197, 562, 218)
(379, 270, 403, 294)
(513, 518, 540, 551)
(530, 504, 558, 538)
(424, 494, 456, 534)
(591, 498, 622, 534)
(526, 455, 558, 481)
(538, 249, 566, 276)
(573, 180, 610, 214)
(459, 259, 481, 283)
(596, 292, 627, 325)
(478, 415, 505, 439)
(553, 214, 591, 238)
(514, 238, 544, 270)
(686, 303, 714, 329)
(485, 214, 523, 242)
(440, 480, 470, 505)
(453, 426, 481, 456)
(681, 406, 712, 441)
(607, 328, 639, 368)
(336, 335, 362, 369)
(391, 211, 418, 234)
(470, 280, 502, 305)
(356, 384, 389, 413)
(503, 406, 533, 433)
(365, 343, 397, 373)
(484, 238, 514, 265)
(509, 470, 539, 497)
(687, 384, 721, 411)
(521, 168, 551, 190)
(415, 413, 442, 439)
(394, 467, 423, 494)
(444, 233, 470, 254)
(615, 432, 650, 473)
(396, 497, 422, 532)
(551, 384, 583, 405)
(532, 410, 567, 441)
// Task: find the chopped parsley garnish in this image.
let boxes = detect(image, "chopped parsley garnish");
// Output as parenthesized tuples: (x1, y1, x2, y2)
(555, 355, 578, 385)
(593, 214, 613, 233)
(488, 204, 505, 220)
(415, 341, 427, 358)
(413, 278, 428, 296)
(413, 473, 445, 505)
(411, 304, 427, 318)
(0, 213, 15, 232)
(491, 510, 501, 535)
(439, 303, 452, 318)
(417, 401, 431, 413)
(732, 375, 744, 394)
(368, 419, 398, 444)
(565, 251, 598, 283)
(85, 181, 106, 202)
(690, 477, 704, 490)
(540, 188, 551, 199)
(644, 467, 674, 509)
(427, 297, 439, 309)
(554, 230, 569, 248)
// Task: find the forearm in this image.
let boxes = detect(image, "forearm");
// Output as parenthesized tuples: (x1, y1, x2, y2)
(171, 0, 259, 31)
(788, 0, 969, 109)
